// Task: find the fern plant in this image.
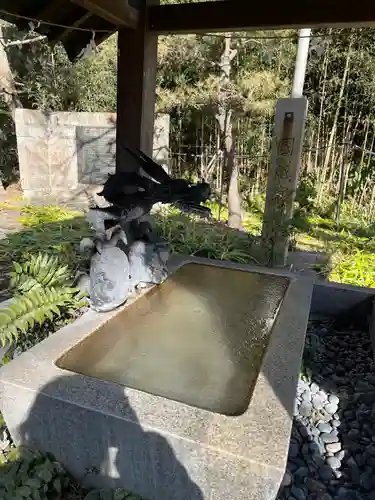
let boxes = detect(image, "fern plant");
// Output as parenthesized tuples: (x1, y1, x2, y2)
(10, 253, 72, 293)
(0, 253, 87, 349)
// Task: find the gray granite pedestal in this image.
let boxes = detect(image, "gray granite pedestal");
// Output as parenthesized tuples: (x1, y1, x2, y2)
(0, 257, 313, 500)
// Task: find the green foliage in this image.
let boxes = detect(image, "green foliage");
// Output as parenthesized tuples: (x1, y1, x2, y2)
(0, 283, 85, 348)
(330, 250, 375, 288)
(0, 448, 72, 500)
(0, 205, 89, 355)
(154, 207, 257, 263)
(157, 31, 291, 115)
(0, 252, 87, 349)
(0, 446, 142, 500)
(0, 447, 141, 500)
(4, 21, 375, 231)
(83, 489, 143, 500)
(290, 203, 375, 287)
(3, 24, 117, 113)
(10, 253, 72, 293)
(0, 206, 93, 280)
(0, 97, 18, 187)
(72, 36, 117, 113)
(294, 176, 318, 216)
(19, 205, 83, 227)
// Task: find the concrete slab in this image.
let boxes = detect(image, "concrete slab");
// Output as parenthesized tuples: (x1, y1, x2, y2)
(0, 257, 313, 500)
(287, 250, 329, 278)
(311, 280, 375, 317)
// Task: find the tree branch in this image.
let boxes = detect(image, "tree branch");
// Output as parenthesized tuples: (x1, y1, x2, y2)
(4, 35, 47, 48)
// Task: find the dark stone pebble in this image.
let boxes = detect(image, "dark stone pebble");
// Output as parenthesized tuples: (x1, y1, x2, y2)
(291, 486, 306, 500)
(289, 441, 299, 458)
(299, 426, 311, 439)
(347, 429, 360, 439)
(295, 466, 309, 482)
(305, 478, 326, 494)
(318, 465, 333, 481)
(360, 471, 375, 491)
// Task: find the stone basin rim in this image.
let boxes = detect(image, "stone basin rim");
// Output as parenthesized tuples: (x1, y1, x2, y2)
(0, 256, 314, 471)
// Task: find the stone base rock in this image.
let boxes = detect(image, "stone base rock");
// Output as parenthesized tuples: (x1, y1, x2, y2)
(89, 246, 131, 313)
(84, 208, 170, 313)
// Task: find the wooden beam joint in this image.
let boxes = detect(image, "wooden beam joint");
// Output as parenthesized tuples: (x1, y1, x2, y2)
(70, 0, 139, 28)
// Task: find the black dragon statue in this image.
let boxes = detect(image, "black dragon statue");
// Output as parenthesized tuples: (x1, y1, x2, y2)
(84, 147, 211, 312)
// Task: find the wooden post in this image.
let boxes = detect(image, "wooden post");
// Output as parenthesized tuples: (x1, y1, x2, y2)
(260, 98, 308, 267)
(116, 1, 158, 172)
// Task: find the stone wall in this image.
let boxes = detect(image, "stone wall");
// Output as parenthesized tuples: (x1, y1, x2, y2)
(14, 110, 170, 208)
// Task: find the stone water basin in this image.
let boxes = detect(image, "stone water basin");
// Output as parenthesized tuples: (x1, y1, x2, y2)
(0, 258, 313, 500)
(57, 263, 289, 416)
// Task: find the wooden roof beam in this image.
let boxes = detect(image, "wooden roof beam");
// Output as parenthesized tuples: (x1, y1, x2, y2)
(70, 0, 139, 29)
(36, 0, 67, 23)
(35, 2, 95, 44)
(147, 0, 375, 34)
(56, 12, 93, 43)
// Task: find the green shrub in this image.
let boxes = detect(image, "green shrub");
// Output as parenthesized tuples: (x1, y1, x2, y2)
(0, 447, 74, 500)
(0, 206, 93, 279)
(19, 205, 83, 227)
(10, 253, 73, 293)
(0, 253, 87, 350)
(329, 250, 375, 288)
(154, 208, 257, 264)
(0, 446, 142, 500)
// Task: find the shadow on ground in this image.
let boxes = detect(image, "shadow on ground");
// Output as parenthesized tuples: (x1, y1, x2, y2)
(1, 374, 204, 500)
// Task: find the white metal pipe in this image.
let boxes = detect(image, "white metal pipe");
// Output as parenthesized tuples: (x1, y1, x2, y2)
(291, 28, 311, 98)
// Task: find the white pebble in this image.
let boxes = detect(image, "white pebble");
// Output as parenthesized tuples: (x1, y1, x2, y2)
(302, 390, 312, 402)
(310, 382, 319, 394)
(326, 442, 342, 454)
(300, 401, 313, 417)
(325, 402, 338, 415)
(312, 395, 325, 410)
(316, 390, 328, 402)
(318, 423, 332, 434)
(329, 395, 339, 405)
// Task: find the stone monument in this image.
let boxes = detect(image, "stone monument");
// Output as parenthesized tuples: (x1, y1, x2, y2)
(84, 147, 211, 312)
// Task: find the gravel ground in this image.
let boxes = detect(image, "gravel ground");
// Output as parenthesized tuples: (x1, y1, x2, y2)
(277, 319, 375, 500)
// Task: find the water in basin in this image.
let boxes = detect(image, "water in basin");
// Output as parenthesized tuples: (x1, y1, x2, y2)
(56, 263, 289, 415)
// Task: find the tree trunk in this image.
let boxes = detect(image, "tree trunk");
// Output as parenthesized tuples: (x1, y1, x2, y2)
(0, 22, 22, 191)
(353, 123, 374, 205)
(314, 31, 330, 176)
(215, 33, 242, 229)
(317, 32, 353, 203)
(368, 182, 375, 223)
(0, 23, 22, 119)
(225, 112, 242, 228)
(306, 126, 314, 174)
(354, 118, 371, 199)
(358, 119, 369, 176)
